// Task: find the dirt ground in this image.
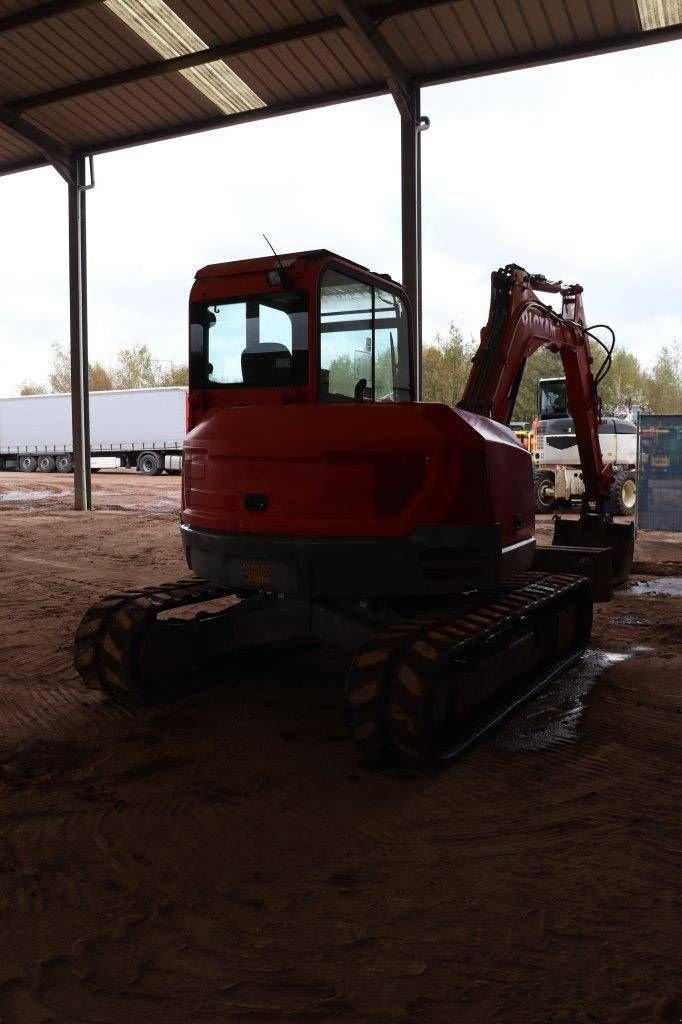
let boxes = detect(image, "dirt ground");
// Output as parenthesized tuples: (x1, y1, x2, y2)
(0, 470, 680, 1024)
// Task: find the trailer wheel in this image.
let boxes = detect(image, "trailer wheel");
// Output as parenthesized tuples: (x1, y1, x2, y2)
(138, 451, 162, 476)
(19, 455, 38, 473)
(533, 471, 556, 513)
(37, 455, 56, 473)
(55, 454, 73, 473)
(610, 470, 637, 516)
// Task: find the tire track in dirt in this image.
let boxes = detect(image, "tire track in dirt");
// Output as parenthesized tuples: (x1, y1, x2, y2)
(1, 492, 681, 1023)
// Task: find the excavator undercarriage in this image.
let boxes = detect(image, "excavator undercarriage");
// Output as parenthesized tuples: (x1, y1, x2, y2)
(75, 570, 592, 766)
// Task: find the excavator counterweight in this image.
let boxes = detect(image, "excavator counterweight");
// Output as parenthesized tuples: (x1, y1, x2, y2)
(74, 253, 632, 766)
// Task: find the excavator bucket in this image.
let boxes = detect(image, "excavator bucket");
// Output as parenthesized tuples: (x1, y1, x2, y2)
(551, 514, 635, 591)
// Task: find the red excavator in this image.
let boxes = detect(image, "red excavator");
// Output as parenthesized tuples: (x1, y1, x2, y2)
(75, 253, 633, 765)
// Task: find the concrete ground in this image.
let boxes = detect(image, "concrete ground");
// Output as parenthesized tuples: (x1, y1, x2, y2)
(0, 470, 680, 1024)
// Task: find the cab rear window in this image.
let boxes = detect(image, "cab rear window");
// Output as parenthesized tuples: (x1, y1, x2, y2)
(190, 293, 308, 387)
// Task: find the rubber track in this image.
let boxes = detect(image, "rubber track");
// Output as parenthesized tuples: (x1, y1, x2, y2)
(73, 577, 230, 698)
(345, 571, 591, 766)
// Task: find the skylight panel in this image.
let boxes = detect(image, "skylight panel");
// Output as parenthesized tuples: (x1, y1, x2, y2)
(105, 0, 264, 115)
(635, 0, 682, 29)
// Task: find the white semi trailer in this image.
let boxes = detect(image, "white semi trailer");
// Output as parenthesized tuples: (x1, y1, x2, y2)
(0, 387, 186, 475)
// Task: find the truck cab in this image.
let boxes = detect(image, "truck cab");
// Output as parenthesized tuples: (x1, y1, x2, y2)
(534, 377, 637, 514)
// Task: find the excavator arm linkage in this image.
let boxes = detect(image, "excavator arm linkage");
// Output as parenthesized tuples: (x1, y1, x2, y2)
(459, 264, 633, 584)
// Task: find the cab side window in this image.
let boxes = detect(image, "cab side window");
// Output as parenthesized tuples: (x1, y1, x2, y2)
(319, 269, 411, 403)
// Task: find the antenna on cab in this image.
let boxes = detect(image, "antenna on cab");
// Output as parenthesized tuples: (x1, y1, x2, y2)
(262, 234, 293, 288)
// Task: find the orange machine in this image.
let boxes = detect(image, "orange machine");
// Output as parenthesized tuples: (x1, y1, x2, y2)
(75, 255, 632, 766)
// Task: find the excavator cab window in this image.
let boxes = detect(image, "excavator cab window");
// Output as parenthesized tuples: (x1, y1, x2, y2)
(319, 268, 411, 404)
(538, 378, 569, 420)
(190, 292, 308, 388)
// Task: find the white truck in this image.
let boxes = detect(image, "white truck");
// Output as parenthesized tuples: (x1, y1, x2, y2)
(0, 387, 186, 475)
(532, 377, 637, 515)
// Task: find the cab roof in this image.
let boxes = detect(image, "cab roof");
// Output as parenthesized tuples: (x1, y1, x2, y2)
(195, 249, 371, 281)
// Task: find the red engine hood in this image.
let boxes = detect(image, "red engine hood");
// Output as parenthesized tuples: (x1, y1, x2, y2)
(182, 403, 452, 538)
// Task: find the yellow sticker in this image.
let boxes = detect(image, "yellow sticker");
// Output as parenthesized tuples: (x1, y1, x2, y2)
(241, 561, 272, 586)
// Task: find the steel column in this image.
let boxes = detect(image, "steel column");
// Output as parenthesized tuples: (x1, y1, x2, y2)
(68, 155, 91, 510)
(401, 87, 423, 399)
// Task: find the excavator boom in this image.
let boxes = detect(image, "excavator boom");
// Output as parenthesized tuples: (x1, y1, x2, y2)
(460, 264, 612, 504)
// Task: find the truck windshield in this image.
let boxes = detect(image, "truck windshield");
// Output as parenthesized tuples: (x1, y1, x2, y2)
(538, 379, 568, 420)
(190, 292, 308, 387)
(319, 269, 411, 403)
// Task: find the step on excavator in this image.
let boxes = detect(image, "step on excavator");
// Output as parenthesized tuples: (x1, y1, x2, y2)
(75, 253, 634, 766)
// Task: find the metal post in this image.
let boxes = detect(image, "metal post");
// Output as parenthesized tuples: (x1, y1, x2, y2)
(400, 86, 424, 399)
(68, 154, 91, 510)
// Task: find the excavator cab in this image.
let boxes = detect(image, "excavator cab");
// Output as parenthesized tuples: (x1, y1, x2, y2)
(187, 252, 413, 409)
(182, 250, 537, 600)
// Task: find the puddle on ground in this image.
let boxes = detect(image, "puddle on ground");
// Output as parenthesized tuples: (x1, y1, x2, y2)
(492, 649, 632, 753)
(0, 489, 65, 501)
(627, 577, 682, 598)
(610, 613, 650, 627)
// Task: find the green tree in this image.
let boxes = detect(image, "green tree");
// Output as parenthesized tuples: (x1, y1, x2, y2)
(422, 323, 475, 406)
(595, 349, 646, 413)
(157, 362, 189, 387)
(511, 347, 563, 422)
(325, 353, 355, 397)
(114, 343, 157, 389)
(89, 361, 114, 391)
(644, 342, 681, 414)
(19, 381, 47, 395)
(48, 342, 71, 392)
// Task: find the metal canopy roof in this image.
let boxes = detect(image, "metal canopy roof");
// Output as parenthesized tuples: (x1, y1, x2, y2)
(1, 0, 681, 179)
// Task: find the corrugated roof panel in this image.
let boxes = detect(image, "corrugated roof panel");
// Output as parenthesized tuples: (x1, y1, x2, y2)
(478, 0, 529, 54)
(612, 0, 643, 32)
(323, 25, 379, 81)
(586, 0, 620, 33)
(532, 0, 580, 45)
(0, 125, 41, 161)
(434, 1, 503, 63)
(229, 28, 376, 105)
(294, 30, 377, 87)
(407, 5, 469, 67)
(0, 0, 680, 176)
(385, 12, 439, 72)
(168, 0, 315, 45)
(427, 4, 484, 63)
(29, 72, 222, 146)
(493, 0, 545, 49)
(0, 0, 48, 15)
(0, 6, 160, 103)
(565, 0, 602, 41)
(513, 0, 563, 48)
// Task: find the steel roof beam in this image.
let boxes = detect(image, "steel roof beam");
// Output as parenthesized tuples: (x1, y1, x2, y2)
(0, 0, 102, 35)
(337, 0, 414, 120)
(3, 14, 680, 175)
(9, 0, 450, 113)
(0, 102, 73, 181)
(66, 16, 682, 160)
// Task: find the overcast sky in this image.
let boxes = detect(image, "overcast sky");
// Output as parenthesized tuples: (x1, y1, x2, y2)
(1, 38, 680, 398)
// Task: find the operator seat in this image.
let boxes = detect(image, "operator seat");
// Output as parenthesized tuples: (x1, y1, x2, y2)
(241, 343, 291, 386)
